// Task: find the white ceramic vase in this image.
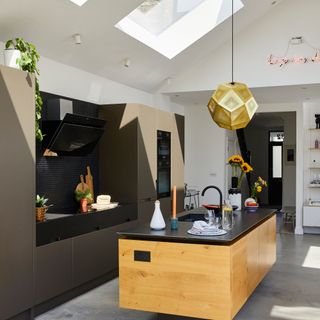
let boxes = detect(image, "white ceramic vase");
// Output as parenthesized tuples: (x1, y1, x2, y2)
(150, 200, 166, 230)
(229, 190, 242, 210)
(4, 49, 21, 69)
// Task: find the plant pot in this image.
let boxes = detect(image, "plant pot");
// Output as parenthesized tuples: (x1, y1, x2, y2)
(4, 49, 21, 69)
(36, 206, 48, 222)
(80, 198, 88, 213)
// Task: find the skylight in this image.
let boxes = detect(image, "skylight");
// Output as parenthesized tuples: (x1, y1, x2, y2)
(69, 0, 89, 6)
(115, 0, 244, 59)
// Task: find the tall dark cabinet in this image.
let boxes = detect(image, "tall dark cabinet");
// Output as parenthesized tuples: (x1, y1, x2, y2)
(99, 103, 184, 223)
(0, 66, 35, 319)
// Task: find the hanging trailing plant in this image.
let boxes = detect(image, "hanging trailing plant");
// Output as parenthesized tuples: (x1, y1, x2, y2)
(5, 38, 43, 140)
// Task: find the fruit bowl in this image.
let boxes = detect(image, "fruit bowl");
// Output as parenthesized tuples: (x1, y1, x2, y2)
(244, 198, 259, 210)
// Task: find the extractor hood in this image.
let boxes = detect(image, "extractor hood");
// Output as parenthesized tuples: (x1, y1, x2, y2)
(42, 99, 105, 156)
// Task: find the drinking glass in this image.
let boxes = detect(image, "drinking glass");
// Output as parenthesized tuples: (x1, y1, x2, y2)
(204, 210, 215, 226)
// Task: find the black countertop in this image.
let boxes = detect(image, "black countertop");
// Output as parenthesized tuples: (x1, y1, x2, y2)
(36, 202, 137, 247)
(118, 207, 276, 245)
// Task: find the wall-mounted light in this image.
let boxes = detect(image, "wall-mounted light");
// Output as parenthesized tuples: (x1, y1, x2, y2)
(290, 36, 303, 45)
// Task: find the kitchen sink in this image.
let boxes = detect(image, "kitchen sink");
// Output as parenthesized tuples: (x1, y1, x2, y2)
(178, 213, 205, 222)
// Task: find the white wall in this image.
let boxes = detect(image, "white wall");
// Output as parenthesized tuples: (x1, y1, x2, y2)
(184, 103, 227, 206)
(162, 0, 320, 93)
(0, 41, 184, 115)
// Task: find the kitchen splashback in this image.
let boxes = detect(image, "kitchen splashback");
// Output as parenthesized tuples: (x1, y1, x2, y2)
(36, 92, 100, 213)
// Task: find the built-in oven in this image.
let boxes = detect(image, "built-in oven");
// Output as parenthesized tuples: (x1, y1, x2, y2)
(157, 130, 171, 198)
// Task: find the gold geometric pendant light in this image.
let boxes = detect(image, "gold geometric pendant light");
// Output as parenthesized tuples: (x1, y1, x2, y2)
(208, 82, 259, 130)
(207, 0, 258, 130)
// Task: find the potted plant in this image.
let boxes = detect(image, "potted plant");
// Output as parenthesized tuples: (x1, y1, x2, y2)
(75, 189, 92, 213)
(250, 177, 268, 203)
(36, 194, 49, 222)
(4, 38, 43, 141)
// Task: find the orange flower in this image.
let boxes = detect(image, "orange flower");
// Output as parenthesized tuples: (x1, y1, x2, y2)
(228, 154, 244, 165)
(241, 162, 253, 173)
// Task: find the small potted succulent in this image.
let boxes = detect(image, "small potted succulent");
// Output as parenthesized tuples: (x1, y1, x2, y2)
(36, 194, 49, 222)
(75, 189, 92, 213)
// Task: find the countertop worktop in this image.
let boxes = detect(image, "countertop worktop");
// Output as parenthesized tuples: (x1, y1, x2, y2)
(118, 207, 276, 245)
(36, 202, 137, 246)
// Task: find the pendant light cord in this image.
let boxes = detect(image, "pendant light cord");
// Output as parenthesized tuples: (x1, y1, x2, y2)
(231, 0, 234, 84)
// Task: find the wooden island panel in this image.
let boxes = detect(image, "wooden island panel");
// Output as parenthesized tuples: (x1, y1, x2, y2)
(231, 215, 276, 318)
(119, 215, 276, 320)
(119, 240, 231, 320)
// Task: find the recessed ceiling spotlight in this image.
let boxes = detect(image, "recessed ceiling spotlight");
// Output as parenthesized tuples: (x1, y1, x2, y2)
(74, 34, 82, 44)
(165, 77, 172, 85)
(69, 0, 89, 7)
(123, 58, 131, 68)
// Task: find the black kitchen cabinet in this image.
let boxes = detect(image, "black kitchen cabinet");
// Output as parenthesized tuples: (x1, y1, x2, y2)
(35, 239, 73, 304)
(73, 221, 135, 286)
(73, 228, 117, 286)
(0, 66, 35, 320)
(138, 200, 155, 223)
(99, 104, 185, 222)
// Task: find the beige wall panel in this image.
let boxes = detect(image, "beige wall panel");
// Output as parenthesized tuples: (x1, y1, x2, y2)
(171, 115, 185, 212)
(137, 104, 157, 200)
(157, 109, 173, 132)
(0, 66, 35, 319)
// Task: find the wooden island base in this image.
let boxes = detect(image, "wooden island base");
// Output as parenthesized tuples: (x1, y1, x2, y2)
(119, 215, 276, 320)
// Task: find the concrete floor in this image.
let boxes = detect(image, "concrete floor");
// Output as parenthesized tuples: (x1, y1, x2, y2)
(37, 233, 320, 320)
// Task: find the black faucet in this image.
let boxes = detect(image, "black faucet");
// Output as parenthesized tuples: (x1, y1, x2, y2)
(201, 185, 223, 215)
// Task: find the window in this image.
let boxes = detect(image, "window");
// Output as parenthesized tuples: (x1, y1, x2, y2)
(272, 145, 282, 178)
(115, 0, 244, 59)
(270, 131, 284, 142)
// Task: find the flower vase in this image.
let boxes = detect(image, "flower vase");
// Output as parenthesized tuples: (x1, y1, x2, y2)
(150, 200, 166, 230)
(228, 188, 242, 210)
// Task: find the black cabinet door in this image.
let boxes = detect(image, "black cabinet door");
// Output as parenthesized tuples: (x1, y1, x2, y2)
(35, 240, 73, 304)
(73, 221, 136, 287)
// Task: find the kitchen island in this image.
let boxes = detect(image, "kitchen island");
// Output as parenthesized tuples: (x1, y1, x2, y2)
(118, 208, 276, 320)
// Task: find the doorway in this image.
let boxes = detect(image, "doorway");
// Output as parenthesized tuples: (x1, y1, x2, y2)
(268, 131, 284, 206)
(243, 112, 296, 233)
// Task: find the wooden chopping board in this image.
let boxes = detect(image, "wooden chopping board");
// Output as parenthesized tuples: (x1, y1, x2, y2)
(76, 175, 90, 193)
(85, 166, 94, 202)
